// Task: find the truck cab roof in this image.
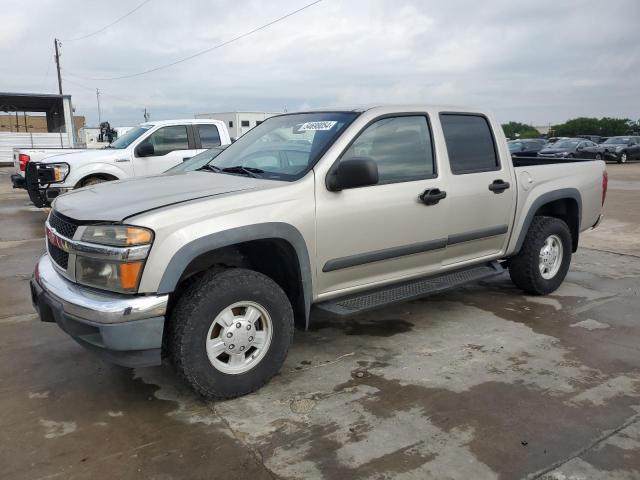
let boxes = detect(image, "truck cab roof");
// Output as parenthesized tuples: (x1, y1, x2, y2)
(139, 118, 226, 128)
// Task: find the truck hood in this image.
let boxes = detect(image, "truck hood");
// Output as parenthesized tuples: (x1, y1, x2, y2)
(53, 171, 273, 222)
(41, 148, 124, 165)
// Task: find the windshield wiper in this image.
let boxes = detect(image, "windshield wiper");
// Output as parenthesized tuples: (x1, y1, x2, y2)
(221, 166, 264, 178)
(198, 164, 223, 173)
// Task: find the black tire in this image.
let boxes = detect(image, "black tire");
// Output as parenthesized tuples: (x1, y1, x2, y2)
(78, 176, 111, 188)
(617, 152, 627, 164)
(508, 216, 572, 295)
(595, 153, 602, 160)
(168, 268, 294, 399)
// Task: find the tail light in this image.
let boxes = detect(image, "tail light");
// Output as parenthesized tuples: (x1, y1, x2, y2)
(602, 170, 608, 206)
(18, 153, 30, 171)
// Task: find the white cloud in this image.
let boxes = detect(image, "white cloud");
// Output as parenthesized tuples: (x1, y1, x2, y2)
(1, 0, 639, 126)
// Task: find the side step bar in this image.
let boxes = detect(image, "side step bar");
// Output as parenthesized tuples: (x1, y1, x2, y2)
(315, 261, 505, 317)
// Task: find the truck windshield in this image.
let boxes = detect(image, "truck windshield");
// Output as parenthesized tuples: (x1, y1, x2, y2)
(108, 126, 152, 149)
(202, 112, 358, 181)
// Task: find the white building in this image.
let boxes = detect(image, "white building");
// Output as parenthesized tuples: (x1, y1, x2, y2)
(194, 111, 280, 138)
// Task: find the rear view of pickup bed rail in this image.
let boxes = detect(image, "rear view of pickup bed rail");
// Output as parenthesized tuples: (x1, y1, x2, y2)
(30, 104, 606, 399)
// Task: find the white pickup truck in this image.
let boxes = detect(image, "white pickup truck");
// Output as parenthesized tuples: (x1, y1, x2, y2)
(11, 119, 231, 207)
(31, 105, 606, 399)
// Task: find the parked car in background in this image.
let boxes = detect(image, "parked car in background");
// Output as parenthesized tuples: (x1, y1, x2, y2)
(508, 139, 546, 157)
(31, 105, 607, 399)
(577, 134, 602, 144)
(538, 138, 599, 159)
(11, 119, 231, 207)
(545, 136, 569, 146)
(595, 136, 640, 163)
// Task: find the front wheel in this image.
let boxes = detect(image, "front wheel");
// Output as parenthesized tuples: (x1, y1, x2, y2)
(509, 216, 572, 295)
(595, 153, 602, 160)
(618, 152, 628, 164)
(168, 268, 294, 399)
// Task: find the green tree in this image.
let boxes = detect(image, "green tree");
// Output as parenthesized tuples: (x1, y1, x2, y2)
(502, 122, 540, 139)
(551, 117, 633, 137)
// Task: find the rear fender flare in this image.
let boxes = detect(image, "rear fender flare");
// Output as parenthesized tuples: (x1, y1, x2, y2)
(513, 188, 582, 253)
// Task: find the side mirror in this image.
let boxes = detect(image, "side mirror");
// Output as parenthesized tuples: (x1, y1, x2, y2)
(136, 143, 154, 157)
(326, 157, 379, 191)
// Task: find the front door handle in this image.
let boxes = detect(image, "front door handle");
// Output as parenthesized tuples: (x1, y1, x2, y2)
(488, 179, 510, 193)
(419, 188, 447, 205)
(183, 157, 192, 162)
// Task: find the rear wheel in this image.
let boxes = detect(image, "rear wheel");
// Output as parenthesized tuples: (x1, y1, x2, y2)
(509, 216, 572, 295)
(168, 268, 294, 399)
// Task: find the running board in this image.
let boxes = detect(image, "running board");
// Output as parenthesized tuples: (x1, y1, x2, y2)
(315, 261, 505, 317)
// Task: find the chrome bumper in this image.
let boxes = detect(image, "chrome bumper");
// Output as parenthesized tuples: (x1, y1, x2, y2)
(31, 254, 168, 367)
(34, 254, 167, 324)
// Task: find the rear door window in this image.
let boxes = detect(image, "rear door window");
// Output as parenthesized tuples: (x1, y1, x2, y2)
(198, 124, 222, 148)
(440, 114, 499, 174)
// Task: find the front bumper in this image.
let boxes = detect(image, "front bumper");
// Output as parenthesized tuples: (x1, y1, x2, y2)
(31, 254, 169, 367)
(24, 161, 72, 207)
(602, 150, 621, 161)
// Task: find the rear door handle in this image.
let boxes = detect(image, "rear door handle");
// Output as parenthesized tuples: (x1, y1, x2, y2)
(488, 179, 510, 193)
(182, 157, 192, 162)
(419, 188, 447, 205)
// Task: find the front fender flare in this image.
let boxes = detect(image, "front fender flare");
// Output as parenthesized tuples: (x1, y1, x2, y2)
(157, 222, 313, 326)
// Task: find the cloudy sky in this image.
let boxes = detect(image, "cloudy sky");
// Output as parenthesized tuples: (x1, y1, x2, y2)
(2, 0, 639, 127)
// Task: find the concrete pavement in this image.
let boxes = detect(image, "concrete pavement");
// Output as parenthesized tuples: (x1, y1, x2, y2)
(1, 163, 639, 480)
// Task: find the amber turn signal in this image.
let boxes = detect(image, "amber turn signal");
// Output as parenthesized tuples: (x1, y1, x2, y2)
(118, 261, 144, 290)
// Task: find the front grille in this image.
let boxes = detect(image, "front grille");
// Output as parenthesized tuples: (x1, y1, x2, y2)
(47, 239, 69, 269)
(49, 210, 78, 239)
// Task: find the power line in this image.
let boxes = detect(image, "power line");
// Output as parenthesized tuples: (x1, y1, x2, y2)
(61, 75, 139, 105)
(65, 0, 322, 81)
(61, 0, 152, 42)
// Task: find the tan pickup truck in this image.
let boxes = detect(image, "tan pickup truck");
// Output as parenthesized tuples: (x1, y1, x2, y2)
(31, 105, 607, 398)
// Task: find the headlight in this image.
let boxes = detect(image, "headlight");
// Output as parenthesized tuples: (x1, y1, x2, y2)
(75, 225, 153, 293)
(49, 163, 70, 182)
(76, 256, 144, 293)
(81, 225, 153, 246)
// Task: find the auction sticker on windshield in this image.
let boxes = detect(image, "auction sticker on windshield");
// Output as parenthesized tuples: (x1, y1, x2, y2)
(297, 121, 337, 131)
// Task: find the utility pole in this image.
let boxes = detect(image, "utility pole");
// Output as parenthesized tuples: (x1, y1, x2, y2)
(54, 38, 63, 94)
(96, 89, 102, 124)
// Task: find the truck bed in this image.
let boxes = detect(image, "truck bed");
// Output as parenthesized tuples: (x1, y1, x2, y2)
(511, 156, 595, 167)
